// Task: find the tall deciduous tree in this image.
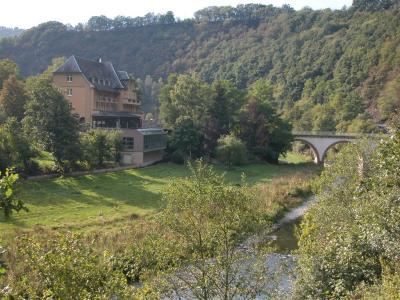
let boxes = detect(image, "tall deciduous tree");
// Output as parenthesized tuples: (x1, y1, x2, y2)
(159, 74, 212, 128)
(239, 79, 292, 163)
(168, 117, 202, 158)
(0, 76, 27, 121)
(0, 118, 35, 172)
(203, 80, 244, 154)
(23, 79, 81, 171)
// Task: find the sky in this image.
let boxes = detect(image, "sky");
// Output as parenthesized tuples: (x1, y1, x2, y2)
(3, 0, 353, 29)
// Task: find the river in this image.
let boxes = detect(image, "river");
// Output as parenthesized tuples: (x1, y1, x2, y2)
(260, 197, 316, 298)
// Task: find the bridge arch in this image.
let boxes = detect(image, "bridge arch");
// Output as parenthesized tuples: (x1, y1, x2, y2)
(292, 138, 321, 164)
(321, 140, 351, 163)
(292, 133, 357, 164)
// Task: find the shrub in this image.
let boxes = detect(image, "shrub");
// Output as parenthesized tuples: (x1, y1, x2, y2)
(170, 149, 185, 164)
(143, 160, 268, 298)
(2, 233, 130, 299)
(215, 134, 246, 167)
(295, 117, 400, 299)
(0, 169, 26, 219)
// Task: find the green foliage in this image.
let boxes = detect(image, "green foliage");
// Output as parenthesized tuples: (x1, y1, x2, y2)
(23, 78, 81, 172)
(0, 26, 24, 39)
(80, 129, 122, 168)
(170, 149, 185, 164)
(295, 113, 400, 298)
(167, 117, 202, 158)
(2, 6, 400, 130)
(0, 118, 35, 173)
(134, 160, 269, 298)
(0, 169, 26, 219)
(0, 75, 26, 121)
(159, 74, 212, 128)
(352, 0, 398, 11)
(160, 75, 292, 162)
(202, 80, 244, 153)
(346, 113, 379, 133)
(0, 59, 19, 90)
(3, 233, 129, 299)
(377, 72, 400, 120)
(238, 80, 293, 163)
(215, 134, 247, 167)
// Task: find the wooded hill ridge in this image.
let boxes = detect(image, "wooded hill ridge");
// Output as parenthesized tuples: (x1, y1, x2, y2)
(0, 26, 24, 39)
(1, 1, 400, 132)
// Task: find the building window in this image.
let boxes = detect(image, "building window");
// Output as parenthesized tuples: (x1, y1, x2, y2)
(122, 137, 134, 151)
(67, 88, 72, 96)
(67, 75, 72, 82)
(144, 134, 167, 150)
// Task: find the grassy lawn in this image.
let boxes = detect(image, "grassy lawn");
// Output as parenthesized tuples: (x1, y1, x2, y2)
(0, 161, 319, 234)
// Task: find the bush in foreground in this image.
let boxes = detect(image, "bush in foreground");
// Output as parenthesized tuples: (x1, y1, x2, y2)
(295, 113, 400, 299)
(1, 233, 130, 299)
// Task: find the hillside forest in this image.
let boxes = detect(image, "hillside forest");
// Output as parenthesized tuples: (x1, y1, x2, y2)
(0, 1, 400, 132)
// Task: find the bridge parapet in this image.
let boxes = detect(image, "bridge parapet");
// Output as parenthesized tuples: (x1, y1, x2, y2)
(292, 131, 361, 139)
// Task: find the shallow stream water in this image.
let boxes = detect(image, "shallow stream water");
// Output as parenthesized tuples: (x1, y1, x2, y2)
(269, 197, 315, 253)
(260, 197, 316, 297)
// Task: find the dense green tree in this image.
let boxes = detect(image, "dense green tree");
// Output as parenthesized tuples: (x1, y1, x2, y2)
(168, 117, 202, 158)
(203, 80, 244, 153)
(23, 79, 81, 171)
(238, 79, 292, 163)
(0, 76, 27, 121)
(0, 118, 35, 172)
(159, 74, 212, 128)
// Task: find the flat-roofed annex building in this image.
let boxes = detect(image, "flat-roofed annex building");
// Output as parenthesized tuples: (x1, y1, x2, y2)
(53, 56, 166, 166)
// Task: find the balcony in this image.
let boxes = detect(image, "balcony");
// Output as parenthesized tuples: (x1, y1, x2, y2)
(92, 111, 142, 129)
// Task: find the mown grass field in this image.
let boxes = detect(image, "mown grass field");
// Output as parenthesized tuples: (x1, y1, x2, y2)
(0, 158, 319, 234)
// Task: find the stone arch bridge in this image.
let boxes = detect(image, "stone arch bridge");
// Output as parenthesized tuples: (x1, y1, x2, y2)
(292, 132, 361, 164)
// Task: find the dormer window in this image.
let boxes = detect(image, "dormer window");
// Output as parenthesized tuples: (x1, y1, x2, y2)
(67, 75, 72, 82)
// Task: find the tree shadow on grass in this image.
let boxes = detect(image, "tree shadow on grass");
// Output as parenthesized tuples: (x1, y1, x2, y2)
(0, 214, 27, 228)
(17, 171, 165, 211)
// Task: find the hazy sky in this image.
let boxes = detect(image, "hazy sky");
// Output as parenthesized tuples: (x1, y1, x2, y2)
(3, 0, 353, 29)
